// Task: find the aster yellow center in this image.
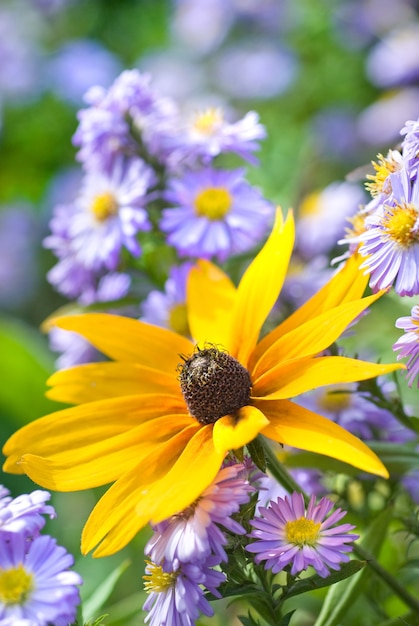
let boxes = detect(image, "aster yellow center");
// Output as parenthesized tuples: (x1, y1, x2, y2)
(194, 188, 232, 220)
(344, 211, 366, 239)
(91, 192, 118, 222)
(285, 518, 321, 546)
(169, 303, 190, 337)
(318, 389, 352, 413)
(0, 565, 34, 605)
(143, 561, 177, 594)
(192, 107, 223, 136)
(384, 203, 419, 247)
(365, 152, 400, 197)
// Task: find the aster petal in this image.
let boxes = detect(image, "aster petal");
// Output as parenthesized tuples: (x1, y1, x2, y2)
(15, 414, 195, 490)
(252, 252, 369, 365)
(2, 394, 185, 472)
(252, 355, 405, 399)
(229, 209, 294, 366)
(257, 398, 389, 477)
(252, 291, 385, 380)
(46, 362, 182, 404)
(45, 313, 194, 374)
(187, 260, 236, 348)
(81, 424, 201, 556)
(212, 405, 269, 454)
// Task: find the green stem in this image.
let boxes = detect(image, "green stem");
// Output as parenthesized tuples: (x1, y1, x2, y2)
(353, 543, 419, 615)
(259, 436, 309, 504)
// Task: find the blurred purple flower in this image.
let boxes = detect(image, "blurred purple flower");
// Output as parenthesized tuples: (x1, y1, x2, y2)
(366, 25, 419, 88)
(141, 263, 192, 335)
(213, 40, 298, 100)
(46, 39, 122, 105)
(160, 166, 274, 261)
(296, 181, 366, 260)
(171, 0, 234, 55)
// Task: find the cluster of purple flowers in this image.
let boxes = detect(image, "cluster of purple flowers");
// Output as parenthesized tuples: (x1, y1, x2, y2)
(337, 118, 419, 389)
(142, 462, 254, 625)
(45, 69, 273, 310)
(0, 485, 82, 625)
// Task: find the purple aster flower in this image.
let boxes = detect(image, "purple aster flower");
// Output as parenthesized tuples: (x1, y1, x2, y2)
(145, 463, 253, 564)
(0, 488, 55, 539)
(366, 24, 419, 89)
(0, 532, 82, 626)
(393, 304, 419, 387)
(247, 492, 359, 578)
(401, 116, 419, 168)
(167, 107, 266, 167)
(141, 263, 192, 335)
(143, 556, 224, 626)
(45, 156, 155, 273)
(160, 167, 274, 261)
(357, 167, 419, 296)
(402, 468, 419, 503)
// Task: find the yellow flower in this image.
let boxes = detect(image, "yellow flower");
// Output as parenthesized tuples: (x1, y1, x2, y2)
(3, 211, 402, 557)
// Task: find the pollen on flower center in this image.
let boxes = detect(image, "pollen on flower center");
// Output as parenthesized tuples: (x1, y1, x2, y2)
(194, 188, 232, 220)
(91, 192, 119, 222)
(285, 518, 321, 546)
(178, 347, 252, 425)
(0, 564, 34, 605)
(384, 203, 419, 247)
(365, 152, 400, 197)
(143, 560, 177, 594)
(192, 107, 223, 136)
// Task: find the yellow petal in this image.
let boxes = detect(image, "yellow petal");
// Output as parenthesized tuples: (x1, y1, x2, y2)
(82, 424, 200, 556)
(253, 252, 369, 364)
(2, 394, 185, 472)
(229, 209, 295, 366)
(252, 355, 405, 399)
(16, 414, 195, 490)
(47, 313, 194, 374)
(91, 426, 220, 555)
(46, 362, 181, 404)
(252, 291, 383, 380)
(149, 424, 225, 524)
(187, 260, 237, 349)
(212, 405, 270, 454)
(257, 398, 389, 477)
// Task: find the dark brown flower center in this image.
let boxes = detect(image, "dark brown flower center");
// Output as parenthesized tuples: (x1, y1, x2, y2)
(178, 347, 252, 425)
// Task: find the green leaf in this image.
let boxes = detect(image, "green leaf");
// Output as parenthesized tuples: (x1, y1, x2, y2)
(247, 438, 267, 472)
(81, 560, 131, 623)
(279, 610, 297, 626)
(0, 317, 60, 424)
(285, 560, 365, 600)
(313, 507, 393, 626)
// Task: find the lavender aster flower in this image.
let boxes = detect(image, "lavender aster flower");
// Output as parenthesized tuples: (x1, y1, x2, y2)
(0, 532, 82, 626)
(0, 488, 55, 538)
(168, 107, 266, 167)
(141, 263, 192, 335)
(145, 463, 253, 565)
(143, 556, 224, 626)
(247, 492, 359, 578)
(45, 156, 155, 273)
(393, 304, 419, 387)
(358, 167, 419, 296)
(160, 167, 274, 261)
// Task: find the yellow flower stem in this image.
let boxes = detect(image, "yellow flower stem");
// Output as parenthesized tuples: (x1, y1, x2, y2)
(259, 436, 419, 615)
